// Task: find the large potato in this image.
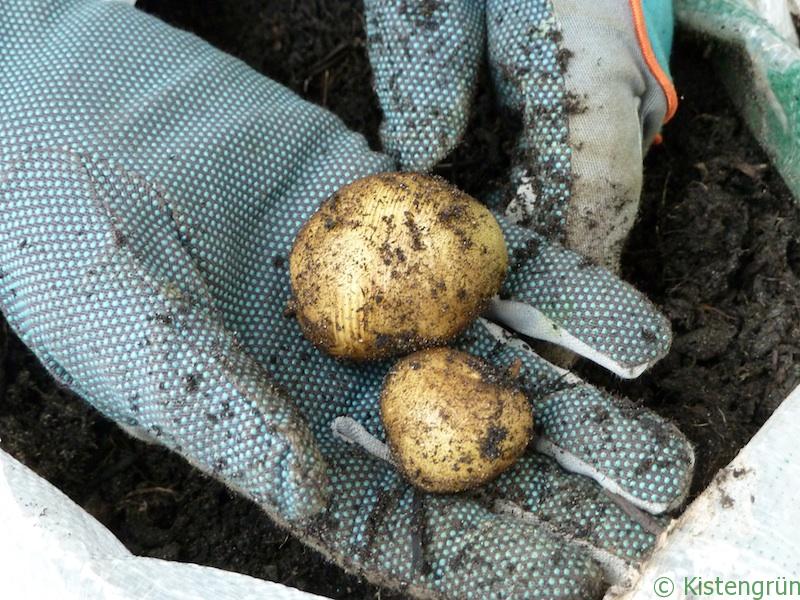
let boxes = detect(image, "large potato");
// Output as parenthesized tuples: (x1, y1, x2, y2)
(289, 173, 508, 360)
(381, 348, 533, 493)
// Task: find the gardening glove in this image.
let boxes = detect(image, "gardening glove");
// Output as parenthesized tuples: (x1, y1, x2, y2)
(0, 1, 694, 599)
(366, 0, 678, 272)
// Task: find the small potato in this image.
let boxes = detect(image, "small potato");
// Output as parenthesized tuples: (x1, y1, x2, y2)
(289, 173, 508, 360)
(381, 348, 533, 493)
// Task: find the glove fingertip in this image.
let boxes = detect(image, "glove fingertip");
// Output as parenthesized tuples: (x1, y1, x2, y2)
(364, 0, 483, 171)
(497, 221, 673, 375)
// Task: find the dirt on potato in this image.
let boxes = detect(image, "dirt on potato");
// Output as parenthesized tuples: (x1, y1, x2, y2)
(381, 348, 532, 493)
(1, 2, 799, 599)
(290, 173, 507, 361)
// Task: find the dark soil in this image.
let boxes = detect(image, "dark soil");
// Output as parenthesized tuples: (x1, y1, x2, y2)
(590, 45, 800, 498)
(2, 2, 799, 599)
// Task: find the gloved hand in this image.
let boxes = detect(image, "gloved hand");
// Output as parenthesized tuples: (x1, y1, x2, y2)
(365, 0, 677, 272)
(0, 1, 693, 599)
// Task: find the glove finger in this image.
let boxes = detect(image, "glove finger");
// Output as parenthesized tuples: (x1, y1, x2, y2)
(0, 148, 329, 520)
(308, 449, 606, 600)
(462, 320, 694, 513)
(332, 319, 691, 515)
(486, 0, 573, 241)
(489, 453, 666, 581)
(488, 216, 671, 378)
(364, 0, 484, 170)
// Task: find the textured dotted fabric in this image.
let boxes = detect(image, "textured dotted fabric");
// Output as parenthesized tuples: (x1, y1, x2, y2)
(500, 221, 672, 369)
(364, 0, 484, 172)
(0, 2, 692, 598)
(366, 0, 574, 240)
(487, 0, 573, 241)
(463, 322, 692, 513)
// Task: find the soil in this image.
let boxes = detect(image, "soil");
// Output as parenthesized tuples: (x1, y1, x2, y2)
(2, 2, 800, 599)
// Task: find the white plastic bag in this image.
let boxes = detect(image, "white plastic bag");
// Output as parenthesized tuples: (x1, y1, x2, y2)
(0, 450, 326, 600)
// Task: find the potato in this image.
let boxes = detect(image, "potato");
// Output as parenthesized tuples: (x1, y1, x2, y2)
(380, 348, 533, 493)
(289, 173, 508, 360)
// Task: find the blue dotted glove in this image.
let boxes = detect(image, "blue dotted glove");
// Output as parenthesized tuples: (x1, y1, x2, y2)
(0, 1, 693, 598)
(366, 0, 677, 272)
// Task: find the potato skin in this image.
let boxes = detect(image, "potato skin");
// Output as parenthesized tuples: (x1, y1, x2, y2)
(289, 173, 508, 360)
(380, 348, 533, 493)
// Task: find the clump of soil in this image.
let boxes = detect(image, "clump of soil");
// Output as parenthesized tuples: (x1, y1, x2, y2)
(1, 2, 799, 599)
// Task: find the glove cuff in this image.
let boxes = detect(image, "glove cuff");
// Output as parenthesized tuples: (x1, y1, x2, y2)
(635, 0, 678, 123)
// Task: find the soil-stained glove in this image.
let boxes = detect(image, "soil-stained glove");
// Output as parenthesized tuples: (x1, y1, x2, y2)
(366, 0, 678, 272)
(0, 1, 693, 598)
